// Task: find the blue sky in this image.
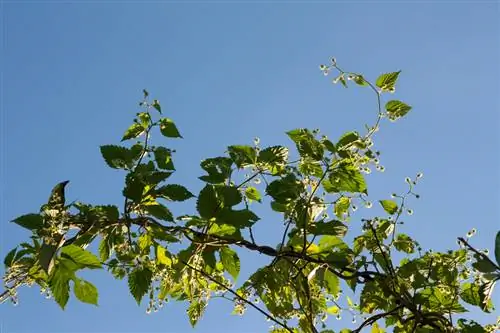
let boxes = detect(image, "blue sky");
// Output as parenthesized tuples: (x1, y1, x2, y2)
(1, 1, 499, 332)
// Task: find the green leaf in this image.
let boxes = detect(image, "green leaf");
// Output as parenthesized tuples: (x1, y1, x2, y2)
(208, 223, 241, 238)
(152, 99, 162, 113)
(318, 268, 340, 295)
(479, 280, 496, 312)
(145, 203, 174, 222)
(121, 123, 145, 141)
(49, 265, 73, 309)
(385, 100, 412, 120)
(334, 197, 350, 219)
(123, 174, 145, 202)
(98, 237, 111, 262)
(73, 278, 98, 305)
(266, 174, 303, 203)
(60, 245, 102, 269)
(138, 233, 152, 252)
(379, 200, 398, 215)
(327, 162, 367, 194)
(308, 220, 348, 237)
(353, 74, 368, 86)
(336, 131, 360, 157)
(286, 128, 324, 161)
(4, 247, 17, 267)
(156, 246, 172, 267)
(156, 184, 194, 201)
(219, 247, 240, 280)
(11, 214, 43, 231)
(154, 147, 175, 170)
(393, 234, 415, 253)
(495, 231, 500, 266)
(227, 145, 257, 168)
(298, 158, 323, 177)
(376, 71, 401, 91)
(218, 209, 260, 228)
(258, 146, 289, 165)
(187, 300, 207, 327)
(159, 118, 182, 138)
(199, 157, 233, 184)
(245, 186, 262, 202)
(128, 267, 153, 305)
(137, 112, 151, 127)
(460, 282, 482, 307)
(197, 185, 219, 219)
(318, 235, 348, 253)
(100, 145, 139, 169)
(371, 322, 385, 333)
(472, 255, 497, 273)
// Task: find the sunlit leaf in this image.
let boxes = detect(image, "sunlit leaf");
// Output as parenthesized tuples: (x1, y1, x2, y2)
(128, 267, 153, 305)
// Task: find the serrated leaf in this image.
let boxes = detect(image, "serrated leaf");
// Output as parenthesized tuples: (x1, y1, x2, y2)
(98, 237, 111, 262)
(334, 197, 350, 219)
(4, 247, 17, 267)
(138, 233, 152, 251)
(137, 112, 151, 127)
(197, 185, 219, 219)
(286, 128, 324, 161)
(336, 131, 360, 157)
(156, 184, 194, 201)
(218, 209, 260, 228)
(227, 145, 256, 168)
(159, 118, 182, 138)
(266, 174, 303, 203)
(11, 214, 44, 231)
(393, 234, 415, 253)
(100, 145, 138, 169)
(73, 278, 98, 305)
(309, 220, 347, 237)
(128, 267, 153, 305)
(376, 71, 401, 91)
(121, 123, 145, 141)
(379, 200, 398, 215)
(385, 100, 412, 120)
(187, 300, 207, 327)
(245, 186, 262, 202)
(298, 158, 323, 177)
(328, 162, 367, 194)
(460, 282, 481, 307)
(156, 246, 172, 267)
(60, 245, 102, 269)
(199, 157, 233, 184)
(49, 265, 72, 309)
(219, 247, 240, 280)
(145, 203, 174, 222)
(479, 280, 496, 312)
(319, 268, 340, 296)
(258, 146, 289, 165)
(154, 147, 175, 170)
(123, 174, 145, 202)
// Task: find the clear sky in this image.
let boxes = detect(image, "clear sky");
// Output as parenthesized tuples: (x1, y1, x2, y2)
(1, 1, 499, 332)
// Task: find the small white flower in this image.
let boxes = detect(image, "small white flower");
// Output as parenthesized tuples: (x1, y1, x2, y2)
(417, 172, 424, 179)
(407, 209, 414, 216)
(405, 177, 412, 184)
(466, 228, 477, 238)
(253, 137, 260, 145)
(352, 205, 357, 212)
(365, 201, 373, 208)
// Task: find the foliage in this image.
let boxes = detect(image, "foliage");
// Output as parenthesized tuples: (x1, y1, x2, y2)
(2, 59, 499, 333)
